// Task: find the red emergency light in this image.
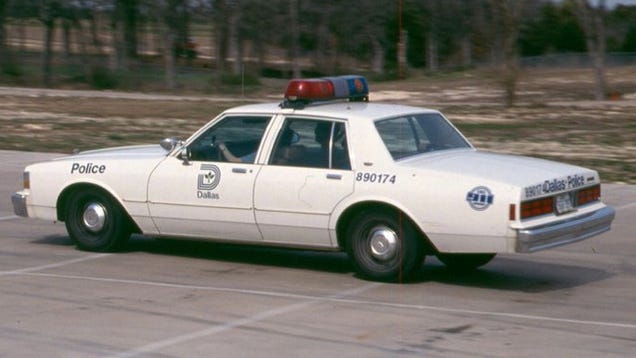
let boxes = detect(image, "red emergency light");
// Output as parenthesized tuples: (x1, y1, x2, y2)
(281, 75, 369, 108)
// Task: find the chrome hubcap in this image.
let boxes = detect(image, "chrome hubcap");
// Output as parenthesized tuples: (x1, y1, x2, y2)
(368, 226, 398, 261)
(82, 203, 107, 232)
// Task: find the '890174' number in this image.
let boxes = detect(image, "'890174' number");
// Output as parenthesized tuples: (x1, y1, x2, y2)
(356, 172, 396, 184)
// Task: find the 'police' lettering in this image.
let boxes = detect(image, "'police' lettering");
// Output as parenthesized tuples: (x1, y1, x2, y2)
(71, 163, 107, 174)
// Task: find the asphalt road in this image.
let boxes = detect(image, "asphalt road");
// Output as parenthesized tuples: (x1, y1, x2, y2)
(1, 150, 635, 357)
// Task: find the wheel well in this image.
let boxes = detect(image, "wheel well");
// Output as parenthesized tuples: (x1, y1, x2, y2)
(56, 183, 141, 233)
(335, 201, 437, 254)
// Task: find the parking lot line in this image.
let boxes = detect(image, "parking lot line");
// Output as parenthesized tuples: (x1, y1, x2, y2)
(0, 254, 111, 276)
(0, 215, 18, 221)
(19, 271, 636, 332)
(106, 282, 381, 358)
(615, 202, 636, 211)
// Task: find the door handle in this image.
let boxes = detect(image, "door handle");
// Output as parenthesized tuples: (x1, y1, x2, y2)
(232, 168, 248, 174)
(326, 173, 342, 180)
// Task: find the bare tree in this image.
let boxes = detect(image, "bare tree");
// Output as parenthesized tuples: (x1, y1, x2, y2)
(0, 0, 9, 72)
(110, 0, 139, 70)
(40, 0, 61, 87)
(227, 1, 241, 75)
(288, 0, 301, 77)
(491, 0, 524, 107)
(575, 0, 608, 100)
(158, 0, 190, 89)
(211, 0, 229, 72)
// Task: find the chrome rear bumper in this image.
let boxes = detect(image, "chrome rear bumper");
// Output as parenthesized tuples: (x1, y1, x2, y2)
(11, 192, 29, 217)
(516, 206, 615, 253)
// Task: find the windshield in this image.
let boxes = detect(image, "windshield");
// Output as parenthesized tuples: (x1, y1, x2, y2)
(375, 113, 471, 160)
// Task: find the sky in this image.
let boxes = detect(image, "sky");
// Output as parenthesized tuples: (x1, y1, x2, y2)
(600, 0, 636, 7)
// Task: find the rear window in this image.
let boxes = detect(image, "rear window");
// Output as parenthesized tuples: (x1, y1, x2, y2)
(375, 113, 470, 160)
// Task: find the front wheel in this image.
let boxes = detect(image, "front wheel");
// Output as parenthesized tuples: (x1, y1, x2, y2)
(64, 189, 131, 252)
(436, 253, 495, 271)
(347, 211, 424, 282)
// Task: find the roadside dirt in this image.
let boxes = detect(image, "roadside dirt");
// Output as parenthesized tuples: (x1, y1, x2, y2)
(0, 67, 634, 183)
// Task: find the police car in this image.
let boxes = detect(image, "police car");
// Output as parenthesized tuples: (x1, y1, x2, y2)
(11, 75, 615, 281)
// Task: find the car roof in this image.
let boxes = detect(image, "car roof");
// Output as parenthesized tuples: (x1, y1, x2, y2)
(223, 101, 440, 121)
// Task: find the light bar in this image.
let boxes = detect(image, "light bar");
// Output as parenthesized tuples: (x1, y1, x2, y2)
(281, 75, 369, 108)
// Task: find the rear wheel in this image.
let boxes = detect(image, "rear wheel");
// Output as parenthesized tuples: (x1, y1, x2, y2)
(436, 253, 495, 271)
(64, 189, 131, 252)
(347, 211, 424, 282)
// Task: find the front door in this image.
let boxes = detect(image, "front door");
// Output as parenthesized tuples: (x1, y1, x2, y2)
(147, 115, 272, 241)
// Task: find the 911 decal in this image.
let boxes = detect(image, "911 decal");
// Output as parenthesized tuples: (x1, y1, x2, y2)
(466, 186, 494, 211)
(356, 172, 396, 184)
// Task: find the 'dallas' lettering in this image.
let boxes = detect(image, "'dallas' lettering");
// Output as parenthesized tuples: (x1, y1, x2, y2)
(197, 191, 220, 200)
(524, 174, 590, 199)
(71, 162, 106, 174)
(542, 178, 566, 194)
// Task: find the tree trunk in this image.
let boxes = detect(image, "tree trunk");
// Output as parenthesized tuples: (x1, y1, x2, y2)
(576, 0, 608, 100)
(461, 36, 472, 67)
(42, 20, 54, 87)
(123, 0, 138, 59)
(289, 0, 301, 78)
(0, 0, 10, 72)
(165, 30, 176, 89)
(62, 19, 72, 60)
(74, 19, 93, 81)
(427, 31, 438, 72)
(491, 0, 524, 107)
(228, 4, 241, 75)
(398, 30, 407, 77)
(89, 12, 103, 55)
(213, 1, 229, 72)
(370, 36, 384, 74)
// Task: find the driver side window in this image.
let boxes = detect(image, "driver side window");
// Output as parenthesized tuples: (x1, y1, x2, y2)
(188, 116, 272, 163)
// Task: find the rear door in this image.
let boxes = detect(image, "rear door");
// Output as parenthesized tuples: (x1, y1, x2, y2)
(253, 117, 354, 247)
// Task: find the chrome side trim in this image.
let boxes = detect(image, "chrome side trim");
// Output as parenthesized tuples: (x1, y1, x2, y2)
(516, 206, 615, 253)
(11, 192, 29, 217)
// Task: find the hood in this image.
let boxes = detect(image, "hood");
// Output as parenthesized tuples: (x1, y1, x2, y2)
(53, 144, 169, 162)
(402, 150, 598, 199)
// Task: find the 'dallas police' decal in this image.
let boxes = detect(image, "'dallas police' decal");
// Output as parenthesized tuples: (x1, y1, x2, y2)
(197, 164, 221, 199)
(466, 186, 494, 211)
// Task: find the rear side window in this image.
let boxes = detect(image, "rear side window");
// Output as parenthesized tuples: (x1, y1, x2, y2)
(375, 113, 470, 160)
(270, 117, 350, 170)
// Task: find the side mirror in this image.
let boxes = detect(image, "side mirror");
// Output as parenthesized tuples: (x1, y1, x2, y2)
(160, 137, 181, 152)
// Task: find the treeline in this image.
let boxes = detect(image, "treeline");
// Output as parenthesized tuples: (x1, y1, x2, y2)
(0, 0, 634, 102)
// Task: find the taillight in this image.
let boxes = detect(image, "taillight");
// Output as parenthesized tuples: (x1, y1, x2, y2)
(578, 184, 601, 206)
(23, 171, 30, 189)
(521, 196, 554, 219)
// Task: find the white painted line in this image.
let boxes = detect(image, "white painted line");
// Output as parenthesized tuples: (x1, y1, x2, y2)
(0, 215, 19, 221)
(0, 254, 111, 276)
(107, 282, 381, 358)
(329, 297, 636, 330)
(21, 272, 636, 332)
(20, 271, 362, 301)
(615, 202, 636, 211)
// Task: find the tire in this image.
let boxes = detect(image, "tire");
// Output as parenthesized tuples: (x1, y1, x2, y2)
(64, 189, 131, 252)
(347, 211, 424, 282)
(436, 253, 495, 271)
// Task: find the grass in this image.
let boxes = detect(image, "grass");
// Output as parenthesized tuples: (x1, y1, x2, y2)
(0, 66, 634, 184)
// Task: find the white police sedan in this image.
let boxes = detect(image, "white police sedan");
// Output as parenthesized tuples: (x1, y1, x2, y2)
(12, 75, 615, 281)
